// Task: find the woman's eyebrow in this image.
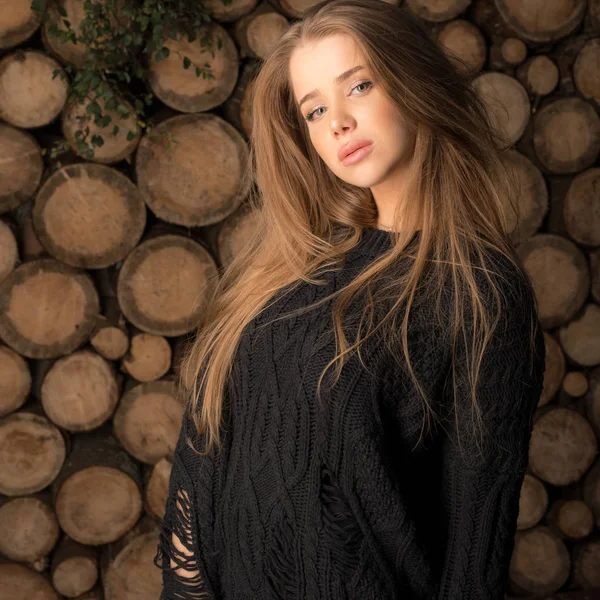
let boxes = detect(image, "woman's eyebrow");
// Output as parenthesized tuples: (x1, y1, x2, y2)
(297, 65, 366, 108)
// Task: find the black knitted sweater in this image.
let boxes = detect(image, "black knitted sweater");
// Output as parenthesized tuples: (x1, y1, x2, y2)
(154, 226, 546, 600)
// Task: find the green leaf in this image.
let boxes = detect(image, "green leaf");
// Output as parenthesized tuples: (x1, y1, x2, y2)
(31, 0, 45, 12)
(105, 97, 116, 111)
(57, 4, 68, 17)
(113, 125, 119, 136)
(126, 130, 136, 141)
(155, 46, 170, 62)
(86, 100, 101, 116)
(183, 56, 191, 69)
(91, 134, 104, 147)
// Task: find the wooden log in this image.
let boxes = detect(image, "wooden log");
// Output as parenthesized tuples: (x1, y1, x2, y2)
(529, 407, 598, 486)
(0, 562, 60, 600)
(231, 1, 289, 60)
(143, 457, 172, 522)
(33, 163, 147, 269)
(0, 123, 44, 214)
(571, 538, 600, 589)
(436, 19, 486, 76)
(508, 526, 571, 596)
(517, 473, 548, 530)
(50, 534, 99, 598)
(11, 200, 48, 261)
(89, 267, 130, 361)
(493, 0, 586, 43)
(472, 72, 531, 145)
(563, 168, 600, 247)
(113, 378, 185, 465)
(0, 410, 66, 496)
(0, 0, 41, 49)
(62, 95, 141, 164)
(532, 96, 600, 174)
(0, 344, 30, 417)
(558, 303, 600, 368)
(0, 217, 18, 284)
(515, 234, 590, 329)
(220, 58, 261, 141)
(588, 0, 600, 33)
(41, 0, 131, 69)
(583, 457, 600, 528)
(500, 37, 527, 65)
(584, 368, 600, 438)
(0, 492, 60, 563)
(116, 233, 219, 336)
(515, 56, 559, 97)
(592, 248, 600, 305)
(405, 0, 470, 22)
(203, 0, 259, 23)
(562, 371, 589, 398)
(39, 349, 120, 432)
(73, 583, 105, 600)
(52, 424, 143, 546)
(0, 258, 100, 359)
(100, 515, 163, 600)
(0, 50, 68, 129)
(217, 204, 261, 269)
(146, 21, 239, 113)
(500, 149, 548, 245)
(551, 33, 596, 97)
(546, 499, 595, 540)
(538, 332, 565, 407)
(135, 113, 251, 227)
(121, 331, 172, 382)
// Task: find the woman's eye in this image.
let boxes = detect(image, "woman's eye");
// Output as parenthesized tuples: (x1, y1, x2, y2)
(304, 80, 373, 122)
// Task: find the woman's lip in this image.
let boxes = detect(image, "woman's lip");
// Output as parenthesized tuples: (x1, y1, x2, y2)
(340, 142, 374, 166)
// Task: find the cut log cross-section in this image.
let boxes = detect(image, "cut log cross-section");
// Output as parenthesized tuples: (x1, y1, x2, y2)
(0, 50, 68, 128)
(39, 349, 120, 432)
(533, 96, 600, 174)
(116, 234, 220, 336)
(135, 113, 251, 227)
(113, 379, 185, 464)
(0, 0, 41, 50)
(0, 563, 61, 600)
(52, 425, 143, 546)
(0, 411, 67, 496)
(0, 258, 100, 359)
(0, 493, 60, 563)
(50, 535, 99, 598)
(147, 21, 239, 113)
(0, 123, 44, 214)
(33, 163, 147, 269)
(0, 344, 31, 417)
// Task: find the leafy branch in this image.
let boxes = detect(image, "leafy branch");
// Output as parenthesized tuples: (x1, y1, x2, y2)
(31, 0, 230, 160)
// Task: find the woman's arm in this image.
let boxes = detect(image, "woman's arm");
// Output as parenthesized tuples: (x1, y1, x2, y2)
(154, 409, 218, 599)
(436, 310, 546, 599)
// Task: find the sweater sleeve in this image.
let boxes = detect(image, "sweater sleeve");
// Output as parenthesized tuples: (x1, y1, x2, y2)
(436, 301, 546, 599)
(153, 407, 217, 600)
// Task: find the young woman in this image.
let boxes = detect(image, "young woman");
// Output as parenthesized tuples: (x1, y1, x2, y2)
(153, 0, 546, 598)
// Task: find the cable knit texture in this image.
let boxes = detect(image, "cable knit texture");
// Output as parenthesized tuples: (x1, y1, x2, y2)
(154, 227, 546, 600)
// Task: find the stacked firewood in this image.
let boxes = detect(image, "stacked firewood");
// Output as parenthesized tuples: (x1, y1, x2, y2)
(0, 0, 599, 598)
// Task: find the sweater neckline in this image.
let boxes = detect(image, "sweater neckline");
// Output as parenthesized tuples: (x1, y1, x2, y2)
(354, 227, 420, 259)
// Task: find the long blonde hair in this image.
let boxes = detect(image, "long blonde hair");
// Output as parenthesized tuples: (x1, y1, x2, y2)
(179, 0, 539, 459)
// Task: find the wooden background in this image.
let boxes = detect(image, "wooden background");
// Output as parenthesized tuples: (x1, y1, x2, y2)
(0, 0, 600, 598)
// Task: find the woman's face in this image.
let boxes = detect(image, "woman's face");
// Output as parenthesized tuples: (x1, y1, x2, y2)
(289, 33, 416, 196)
